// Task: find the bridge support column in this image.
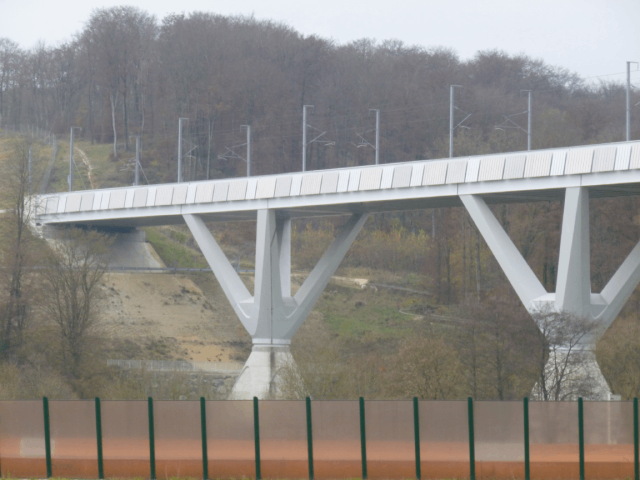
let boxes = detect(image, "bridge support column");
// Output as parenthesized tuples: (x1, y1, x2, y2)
(461, 187, 640, 399)
(184, 211, 368, 399)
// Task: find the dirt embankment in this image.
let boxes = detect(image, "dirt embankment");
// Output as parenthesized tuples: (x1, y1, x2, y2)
(101, 273, 251, 363)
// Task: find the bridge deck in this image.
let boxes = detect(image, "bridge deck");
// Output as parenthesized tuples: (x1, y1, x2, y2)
(36, 140, 640, 227)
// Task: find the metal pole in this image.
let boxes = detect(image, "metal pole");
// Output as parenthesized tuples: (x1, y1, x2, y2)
(306, 397, 314, 480)
(148, 397, 156, 480)
(28, 146, 32, 195)
(634, 397, 639, 480)
(200, 397, 208, 480)
(253, 396, 261, 480)
(527, 91, 532, 151)
(69, 127, 75, 191)
(95, 397, 104, 479)
(523, 397, 530, 480)
(43, 396, 52, 478)
(178, 118, 188, 182)
(69, 127, 74, 191)
(370, 109, 380, 165)
(467, 397, 475, 480)
(131, 136, 140, 186)
(242, 125, 251, 177)
(303, 105, 313, 172)
(449, 86, 461, 158)
(578, 397, 585, 480)
(359, 397, 368, 480)
(628, 62, 632, 142)
(413, 397, 421, 480)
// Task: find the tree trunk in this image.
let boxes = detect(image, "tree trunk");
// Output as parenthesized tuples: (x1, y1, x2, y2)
(109, 93, 118, 157)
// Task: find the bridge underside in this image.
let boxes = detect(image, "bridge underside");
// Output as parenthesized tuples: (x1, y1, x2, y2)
(49, 183, 640, 229)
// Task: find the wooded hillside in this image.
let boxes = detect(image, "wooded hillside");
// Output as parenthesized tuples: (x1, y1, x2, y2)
(0, 7, 639, 400)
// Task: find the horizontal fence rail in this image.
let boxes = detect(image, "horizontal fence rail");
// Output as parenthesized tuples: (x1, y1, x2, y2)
(106, 359, 244, 373)
(0, 397, 638, 480)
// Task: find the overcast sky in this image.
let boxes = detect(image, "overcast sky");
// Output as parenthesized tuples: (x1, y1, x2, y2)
(2, 0, 639, 84)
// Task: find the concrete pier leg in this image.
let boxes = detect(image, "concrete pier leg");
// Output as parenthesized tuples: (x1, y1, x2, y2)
(532, 349, 612, 401)
(462, 188, 640, 400)
(229, 344, 297, 399)
(184, 210, 368, 399)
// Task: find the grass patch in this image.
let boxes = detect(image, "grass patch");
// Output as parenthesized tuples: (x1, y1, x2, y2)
(144, 227, 207, 269)
(317, 283, 417, 338)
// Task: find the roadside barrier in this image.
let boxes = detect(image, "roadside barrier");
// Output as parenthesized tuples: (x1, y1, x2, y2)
(0, 397, 638, 480)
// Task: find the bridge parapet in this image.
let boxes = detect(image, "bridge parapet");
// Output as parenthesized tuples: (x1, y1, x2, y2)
(35, 141, 640, 225)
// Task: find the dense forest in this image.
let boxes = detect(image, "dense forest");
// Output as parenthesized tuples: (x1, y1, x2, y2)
(0, 6, 637, 179)
(0, 7, 639, 400)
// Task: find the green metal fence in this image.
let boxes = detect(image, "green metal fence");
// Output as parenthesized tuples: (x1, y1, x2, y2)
(0, 396, 637, 480)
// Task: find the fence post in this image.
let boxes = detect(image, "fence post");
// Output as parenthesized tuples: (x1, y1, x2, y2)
(306, 397, 314, 480)
(413, 397, 421, 480)
(634, 397, 638, 480)
(253, 397, 261, 480)
(467, 397, 475, 480)
(200, 397, 208, 480)
(523, 397, 530, 480)
(43, 397, 52, 478)
(578, 397, 584, 480)
(148, 397, 156, 480)
(95, 397, 104, 479)
(359, 397, 368, 480)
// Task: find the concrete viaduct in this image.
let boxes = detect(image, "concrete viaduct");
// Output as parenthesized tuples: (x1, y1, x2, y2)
(35, 140, 640, 399)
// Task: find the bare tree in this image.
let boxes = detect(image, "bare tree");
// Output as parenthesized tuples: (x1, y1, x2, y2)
(41, 228, 111, 377)
(389, 336, 467, 400)
(530, 308, 604, 401)
(0, 136, 44, 357)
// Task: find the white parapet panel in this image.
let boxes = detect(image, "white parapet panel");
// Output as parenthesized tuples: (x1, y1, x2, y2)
(109, 190, 127, 209)
(524, 151, 552, 177)
(347, 170, 361, 191)
(146, 187, 156, 207)
(245, 178, 258, 200)
(290, 175, 303, 196)
(80, 192, 94, 211)
(422, 162, 447, 185)
(336, 171, 350, 193)
(630, 145, 640, 169)
(565, 147, 594, 175)
(228, 179, 248, 201)
(409, 164, 424, 187)
(465, 158, 480, 182)
(154, 186, 174, 206)
(213, 182, 229, 202)
(446, 160, 467, 184)
(478, 156, 505, 182)
(615, 144, 632, 170)
(124, 189, 135, 208)
(359, 168, 382, 191)
(300, 173, 322, 195)
(275, 176, 292, 197)
(592, 146, 616, 173)
(133, 188, 148, 208)
(392, 165, 412, 188)
(185, 184, 197, 204)
(255, 177, 277, 199)
(57, 196, 67, 213)
(503, 155, 526, 180)
(380, 166, 394, 189)
(195, 183, 214, 204)
(92, 192, 102, 211)
(550, 150, 567, 176)
(65, 193, 82, 213)
(320, 172, 339, 194)
(46, 196, 59, 214)
(172, 185, 188, 205)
